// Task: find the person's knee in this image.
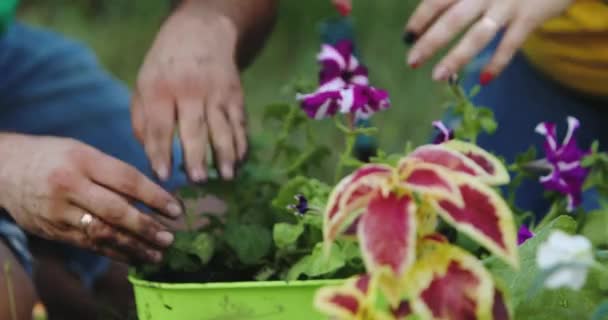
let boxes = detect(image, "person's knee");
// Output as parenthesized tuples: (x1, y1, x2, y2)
(0, 242, 37, 320)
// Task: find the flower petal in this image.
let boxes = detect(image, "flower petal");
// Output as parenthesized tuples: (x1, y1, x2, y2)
(324, 164, 393, 244)
(409, 244, 495, 320)
(358, 193, 417, 304)
(318, 43, 347, 70)
(432, 175, 519, 267)
(406, 144, 487, 179)
(296, 90, 341, 119)
(442, 140, 510, 185)
(399, 161, 463, 206)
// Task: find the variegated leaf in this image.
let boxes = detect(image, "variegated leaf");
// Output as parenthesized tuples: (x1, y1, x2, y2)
(358, 193, 417, 306)
(314, 274, 378, 320)
(324, 164, 392, 245)
(408, 244, 496, 320)
(443, 140, 510, 186)
(399, 160, 464, 206)
(431, 175, 519, 267)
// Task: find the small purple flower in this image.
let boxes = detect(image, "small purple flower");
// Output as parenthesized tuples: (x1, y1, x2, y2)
(432, 120, 454, 144)
(287, 194, 309, 215)
(296, 40, 390, 120)
(535, 117, 590, 211)
(517, 225, 534, 245)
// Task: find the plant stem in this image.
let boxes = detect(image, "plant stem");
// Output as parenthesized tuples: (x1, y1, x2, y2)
(335, 132, 356, 183)
(4, 261, 17, 320)
(535, 203, 562, 231)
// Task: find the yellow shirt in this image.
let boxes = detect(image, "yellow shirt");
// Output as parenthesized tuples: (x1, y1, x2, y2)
(522, 0, 608, 96)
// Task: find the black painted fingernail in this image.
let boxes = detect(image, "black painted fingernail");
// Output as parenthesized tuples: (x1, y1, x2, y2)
(402, 31, 418, 45)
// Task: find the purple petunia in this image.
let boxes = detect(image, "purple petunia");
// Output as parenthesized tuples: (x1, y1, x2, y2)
(432, 121, 454, 144)
(296, 40, 390, 120)
(535, 117, 590, 211)
(517, 225, 534, 245)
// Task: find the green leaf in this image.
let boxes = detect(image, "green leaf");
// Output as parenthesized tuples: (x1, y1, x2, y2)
(224, 224, 272, 265)
(486, 215, 606, 319)
(581, 210, 608, 247)
(190, 233, 215, 264)
(273, 222, 304, 249)
(286, 243, 346, 280)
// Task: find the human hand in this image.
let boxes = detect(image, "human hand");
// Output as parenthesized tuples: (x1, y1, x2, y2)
(0, 134, 183, 263)
(404, 0, 575, 83)
(132, 3, 247, 183)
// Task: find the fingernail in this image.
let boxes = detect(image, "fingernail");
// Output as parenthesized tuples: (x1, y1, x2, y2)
(479, 71, 494, 86)
(190, 168, 207, 183)
(402, 31, 417, 45)
(156, 164, 169, 181)
(167, 202, 182, 217)
(334, 2, 351, 16)
(432, 66, 450, 81)
(407, 52, 420, 69)
(147, 250, 162, 263)
(221, 164, 234, 180)
(156, 231, 174, 247)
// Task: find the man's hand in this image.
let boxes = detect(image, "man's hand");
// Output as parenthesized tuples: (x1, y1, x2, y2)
(132, 0, 276, 182)
(0, 134, 183, 263)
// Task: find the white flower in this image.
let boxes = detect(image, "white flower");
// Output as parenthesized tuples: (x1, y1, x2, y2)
(536, 230, 594, 290)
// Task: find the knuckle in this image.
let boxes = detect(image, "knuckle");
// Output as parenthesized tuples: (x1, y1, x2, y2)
(47, 167, 79, 194)
(89, 221, 115, 242)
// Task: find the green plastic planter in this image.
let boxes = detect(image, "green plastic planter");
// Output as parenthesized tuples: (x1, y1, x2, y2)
(129, 276, 344, 320)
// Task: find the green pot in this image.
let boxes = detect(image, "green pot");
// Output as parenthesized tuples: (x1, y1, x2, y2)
(129, 276, 344, 320)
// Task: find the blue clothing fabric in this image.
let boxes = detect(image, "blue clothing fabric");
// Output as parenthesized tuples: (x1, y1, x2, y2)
(0, 22, 188, 288)
(458, 35, 607, 216)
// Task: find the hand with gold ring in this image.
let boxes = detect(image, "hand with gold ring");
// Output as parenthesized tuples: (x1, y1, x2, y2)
(0, 134, 183, 263)
(403, 0, 575, 82)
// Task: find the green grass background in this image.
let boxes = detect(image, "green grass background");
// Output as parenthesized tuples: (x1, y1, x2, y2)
(17, 0, 449, 156)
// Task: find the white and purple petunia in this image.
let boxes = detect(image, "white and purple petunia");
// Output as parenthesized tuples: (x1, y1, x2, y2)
(296, 40, 390, 120)
(432, 120, 454, 144)
(535, 116, 590, 211)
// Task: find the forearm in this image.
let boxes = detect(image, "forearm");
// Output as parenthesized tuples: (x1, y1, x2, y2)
(173, 0, 278, 69)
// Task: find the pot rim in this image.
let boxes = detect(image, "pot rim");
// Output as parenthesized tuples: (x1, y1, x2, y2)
(129, 276, 345, 290)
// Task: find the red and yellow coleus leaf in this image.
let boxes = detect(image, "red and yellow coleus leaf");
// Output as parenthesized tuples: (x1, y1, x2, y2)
(399, 160, 464, 207)
(407, 142, 509, 186)
(408, 244, 495, 320)
(324, 164, 392, 244)
(443, 140, 510, 186)
(358, 193, 417, 306)
(432, 175, 519, 267)
(315, 274, 393, 320)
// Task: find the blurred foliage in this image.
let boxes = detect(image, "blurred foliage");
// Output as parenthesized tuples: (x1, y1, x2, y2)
(17, 0, 447, 157)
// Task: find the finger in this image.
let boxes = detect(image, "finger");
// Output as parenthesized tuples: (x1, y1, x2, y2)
(84, 216, 163, 263)
(405, 0, 459, 37)
(480, 15, 538, 84)
(70, 181, 175, 249)
(141, 94, 176, 181)
(60, 228, 131, 262)
(408, 0, 485, 68)
(83, 149, 183, 218)
(432, 8, 507, 81)
(226, 94, 247, 162)
(131, 91, 145, 144)
(207, 97, 236, 180)
(177, 97, 208, 183)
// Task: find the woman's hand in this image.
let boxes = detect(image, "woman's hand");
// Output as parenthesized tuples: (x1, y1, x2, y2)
(404, 0, 575, 83)
(0, 134, 183, 263)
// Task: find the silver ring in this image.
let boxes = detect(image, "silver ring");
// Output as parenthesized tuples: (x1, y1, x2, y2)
(80, 213, 94, 228)
(480, 16, 500, 30)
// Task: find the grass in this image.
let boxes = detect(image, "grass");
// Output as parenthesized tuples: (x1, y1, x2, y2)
(17, 0, 450, 156)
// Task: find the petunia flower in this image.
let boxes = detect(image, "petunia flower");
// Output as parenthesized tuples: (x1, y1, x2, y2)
(296, 40, 390, 120)
(287, 194, 310, 216)
(536, 230, 594, 290)
(432, 120, 454, 144)
(517, 225, 534, 245)
(535, 117, 590, 211)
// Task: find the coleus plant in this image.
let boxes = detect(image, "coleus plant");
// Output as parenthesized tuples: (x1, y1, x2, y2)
(315, 139, 518, 320)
